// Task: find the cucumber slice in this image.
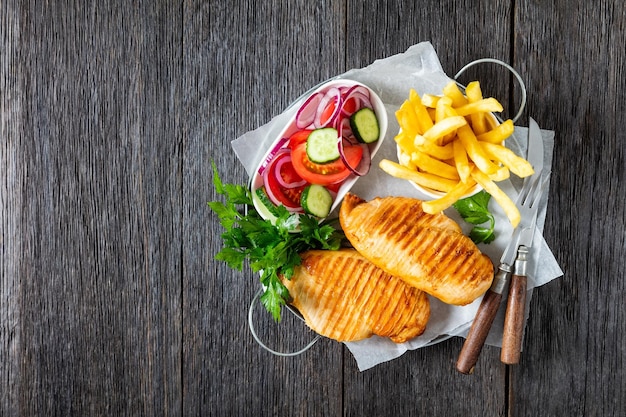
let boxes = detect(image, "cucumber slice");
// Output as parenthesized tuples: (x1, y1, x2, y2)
(350, 107, 380, 143)
(300, 184, 333, 218)
(306, 128, 340, 163)
(255, 186, 281, 217)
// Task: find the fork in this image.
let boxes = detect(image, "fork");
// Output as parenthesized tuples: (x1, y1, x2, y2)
(501, 172, 551, 364)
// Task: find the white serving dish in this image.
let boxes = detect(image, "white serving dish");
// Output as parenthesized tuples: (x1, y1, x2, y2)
(251, 79, 388, 222)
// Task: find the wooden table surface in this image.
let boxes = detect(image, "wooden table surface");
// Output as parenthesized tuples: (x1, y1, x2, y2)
(2, 1, 625, 415)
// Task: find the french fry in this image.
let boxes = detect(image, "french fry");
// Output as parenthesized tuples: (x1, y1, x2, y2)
(454, 98, 503, 117)
(443, 81, 469, 107)
(436, 96, 453, 122)
(456, 124, 500, 174)
(423, 115, 467, 143)
(395, 130, 417, 154)
(489, 166, 511, 182)
(453, 139, 472, 183)
(408, 89, 434, 133)
(414, 135, 454, 160)
(396, 104, 419, 138)
(476, 119, 515, 143)
(480, 142, 535, 178)
(464, 81, 483, 101)
(397, 150, 415, 169)
(471, 169, 521, 227)
(420, 94, 440, 108)
(410, 151, 460, 180)
(464, 81, 487, 135)
(379, 159, 459, 192)
(421, 179, 478, 214)
(436, 96, 460, 144)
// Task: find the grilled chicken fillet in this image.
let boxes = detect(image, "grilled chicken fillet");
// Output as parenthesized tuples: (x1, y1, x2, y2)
(340, 193, 494, 305)
(282, 249, 430, 343)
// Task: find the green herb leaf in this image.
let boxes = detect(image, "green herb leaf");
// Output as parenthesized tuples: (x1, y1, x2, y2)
(469, 225, 496, 245)
(208, 162, 345, 322)
(453, 190, 496, 244)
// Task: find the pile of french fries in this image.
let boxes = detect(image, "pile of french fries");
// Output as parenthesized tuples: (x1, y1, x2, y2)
(379, 81, 533, 227)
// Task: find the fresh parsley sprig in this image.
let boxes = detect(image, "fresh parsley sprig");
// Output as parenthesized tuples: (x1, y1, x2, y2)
(208, 162, 344, 321)
(452, 190, 496, 244)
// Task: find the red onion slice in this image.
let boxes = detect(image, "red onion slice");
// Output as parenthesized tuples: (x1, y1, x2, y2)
(337, 118, 356, 144)
(344, 85, 373, 109)
(338, 139, 371, 176)
(340, 84, 376, 118)
(339, 96, 360, 117)
(349, 92, 372, 110)
(295, 92, 323, 129)
(314, 88, 342, 128)
(344, 85, 371, 100)
(273, 155, 307, 189)
(261, 150, 302, 212)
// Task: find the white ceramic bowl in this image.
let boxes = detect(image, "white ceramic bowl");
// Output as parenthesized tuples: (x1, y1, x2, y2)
(251, 79, 388, 221)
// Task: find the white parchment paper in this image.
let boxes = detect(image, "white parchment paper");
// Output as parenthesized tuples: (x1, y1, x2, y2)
(232, 42, 564, 371)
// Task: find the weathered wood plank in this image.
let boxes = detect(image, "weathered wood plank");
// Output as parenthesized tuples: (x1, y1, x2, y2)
(182, 1, 345, 415)
(3, 1, 183, 415)
(512, 1, 626, 415)
(1, 1, 23, 415)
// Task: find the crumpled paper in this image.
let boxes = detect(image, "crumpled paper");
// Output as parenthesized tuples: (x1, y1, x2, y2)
(232, 41, 564, 371)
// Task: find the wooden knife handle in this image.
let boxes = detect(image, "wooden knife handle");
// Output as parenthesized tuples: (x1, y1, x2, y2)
(456, 289, 503, 374)
(501, 273, 527, 364)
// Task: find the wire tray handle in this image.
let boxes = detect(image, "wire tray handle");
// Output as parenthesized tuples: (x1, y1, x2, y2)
(454, 58, 527, 124)
(248, 288, 320, 357)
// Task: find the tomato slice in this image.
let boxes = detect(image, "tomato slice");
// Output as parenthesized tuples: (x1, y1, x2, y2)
(287, 130, 313, 150)
(264, 151, 307, 209)
(291, 143, 363, 186)
(267, 182, 303, 209)
(342, 96, 358, 116)
(278, 155, 303, 184)
(320, 99, 337, 126)
(266, 174, 303, 208)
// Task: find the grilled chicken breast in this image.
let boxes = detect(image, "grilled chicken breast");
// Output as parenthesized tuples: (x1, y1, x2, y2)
(282, 249, 430, 343)
(340, 193, 494, 305)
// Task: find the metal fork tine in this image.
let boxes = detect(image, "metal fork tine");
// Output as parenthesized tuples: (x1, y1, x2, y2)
(522, 172, 551, 210)
(530, 172, 551, 207)
(518, 175, 540, 206)
(519, 176, 540, 205)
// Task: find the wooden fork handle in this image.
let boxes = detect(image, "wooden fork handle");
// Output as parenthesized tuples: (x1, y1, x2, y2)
(456, 289, 503, 374)
(501, 273, 527, 364)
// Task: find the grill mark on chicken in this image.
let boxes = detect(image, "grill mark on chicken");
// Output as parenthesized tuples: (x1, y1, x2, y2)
(328, 257, 367, 339)
(369, 271, 398, 334)
(309, 253, 357, 338)
(347, 262, 378, 340)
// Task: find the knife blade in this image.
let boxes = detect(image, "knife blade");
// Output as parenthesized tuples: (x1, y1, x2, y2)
(456, 119, 544, 374)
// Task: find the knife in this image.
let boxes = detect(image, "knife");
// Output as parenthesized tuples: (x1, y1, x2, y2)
(456, 118, 544, 374)
(501, 119, 547, 363)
